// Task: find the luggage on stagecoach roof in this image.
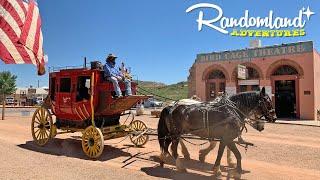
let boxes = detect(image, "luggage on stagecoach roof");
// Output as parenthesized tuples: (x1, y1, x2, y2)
(90, 61, 103, 70)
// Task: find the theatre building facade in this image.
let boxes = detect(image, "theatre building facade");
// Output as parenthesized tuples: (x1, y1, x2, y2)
(188, 41, 320, 120)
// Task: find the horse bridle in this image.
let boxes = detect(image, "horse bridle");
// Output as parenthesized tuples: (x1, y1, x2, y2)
(229, 95, 272, 130)
(257, 95, 275, 121)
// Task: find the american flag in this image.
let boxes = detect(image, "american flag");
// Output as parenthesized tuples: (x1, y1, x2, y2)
(0, 0, 46, 75)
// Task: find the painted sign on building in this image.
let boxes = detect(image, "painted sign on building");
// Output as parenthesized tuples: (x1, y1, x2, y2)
(196, 41, 313, 63)
(237, 65, 247, 80)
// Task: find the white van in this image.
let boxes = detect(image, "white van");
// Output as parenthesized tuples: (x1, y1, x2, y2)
(36, 96, 44, 105)
(5, 97, 15, 105)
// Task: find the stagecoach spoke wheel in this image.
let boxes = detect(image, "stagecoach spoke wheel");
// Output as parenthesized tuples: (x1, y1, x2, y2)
(82, 126, 104, 158)
(31, 107, 53, 146)
(129, 120, 149, 147)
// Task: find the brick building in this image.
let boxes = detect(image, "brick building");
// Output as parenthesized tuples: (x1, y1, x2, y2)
(188, 41, 320, 120)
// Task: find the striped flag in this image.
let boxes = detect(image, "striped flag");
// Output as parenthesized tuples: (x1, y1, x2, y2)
(0, 0, 46, 75)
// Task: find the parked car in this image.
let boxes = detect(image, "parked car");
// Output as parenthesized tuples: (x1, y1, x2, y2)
(5, 97, 15, 105)
(36, 96, 44, 105)
(143, 98, 163, 108)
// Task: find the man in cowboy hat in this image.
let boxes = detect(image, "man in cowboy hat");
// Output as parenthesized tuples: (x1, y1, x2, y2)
(103, 53, 132, 98)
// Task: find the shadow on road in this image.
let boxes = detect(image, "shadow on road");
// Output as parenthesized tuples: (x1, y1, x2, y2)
(18, 138, 250, 179)
(141, 165, 213, 180)
(144, 155, 250, 180)
(17, 138, 131, 161)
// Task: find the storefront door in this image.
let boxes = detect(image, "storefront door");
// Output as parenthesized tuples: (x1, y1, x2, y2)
(207, 79, 225, 101)
(275, 80, 296, 118)
(271, 75, 299, 118)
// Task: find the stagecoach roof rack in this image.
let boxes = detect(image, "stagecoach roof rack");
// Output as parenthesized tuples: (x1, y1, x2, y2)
(48, 63, 91, 73)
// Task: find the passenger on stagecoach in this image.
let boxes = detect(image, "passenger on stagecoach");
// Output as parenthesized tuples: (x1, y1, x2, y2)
(103, 54, 132, 98)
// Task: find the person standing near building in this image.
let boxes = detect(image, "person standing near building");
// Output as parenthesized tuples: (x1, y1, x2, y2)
(103, 54, 132, 98)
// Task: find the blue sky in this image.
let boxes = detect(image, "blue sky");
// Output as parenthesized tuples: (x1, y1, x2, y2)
(1, 0, 319, 87)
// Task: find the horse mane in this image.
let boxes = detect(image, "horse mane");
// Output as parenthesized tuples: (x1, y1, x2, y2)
(229, 91, 260, 114)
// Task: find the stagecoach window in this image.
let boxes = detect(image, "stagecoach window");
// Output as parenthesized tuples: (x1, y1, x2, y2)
(50, 77, 56, 100)
(273, 65, 298, 76)
(77, 76, 91, 101)
(208, 70, 225, 79)
(59, 78, 71, 92)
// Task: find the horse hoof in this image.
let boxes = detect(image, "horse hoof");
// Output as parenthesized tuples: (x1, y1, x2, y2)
(177, 168, 187, 173)
(230, 169, 242, 179)
(213, 166, 221, 176)
(233, 171, 241, 179)
(176, 158, 186, 172)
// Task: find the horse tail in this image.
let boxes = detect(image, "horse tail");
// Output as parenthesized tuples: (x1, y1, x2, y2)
(157, 106, 172, 154)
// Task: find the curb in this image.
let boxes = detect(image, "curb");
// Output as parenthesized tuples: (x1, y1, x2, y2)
(272, 121, 320, 127)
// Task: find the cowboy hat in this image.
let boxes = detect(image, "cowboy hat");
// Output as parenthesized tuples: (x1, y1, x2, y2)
(106, 53, 118, 61)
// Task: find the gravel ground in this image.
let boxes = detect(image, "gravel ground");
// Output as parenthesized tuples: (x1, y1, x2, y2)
(0, 110, 319, 180)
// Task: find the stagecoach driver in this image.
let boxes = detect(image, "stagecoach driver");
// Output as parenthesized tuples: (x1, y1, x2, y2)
(103, 54, 132, 98)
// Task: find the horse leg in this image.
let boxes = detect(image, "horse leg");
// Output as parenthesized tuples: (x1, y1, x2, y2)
(199, 141, 217, 162)
(213, 141, 226, 176)
(172, 138, 186, 172)
(159, 138, 172, 167)
(227, 142, 242, 179)
(227, 147, 236, 168)
(179, 140, 190, 160)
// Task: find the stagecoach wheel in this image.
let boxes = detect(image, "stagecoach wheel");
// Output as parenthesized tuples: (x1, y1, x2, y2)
(82, 126, 104, 159)
(31, 107, 53, 146)
(129, 120, 149, 147)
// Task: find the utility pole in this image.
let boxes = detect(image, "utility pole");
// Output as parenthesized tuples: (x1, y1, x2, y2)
(37, 80, 39, 88)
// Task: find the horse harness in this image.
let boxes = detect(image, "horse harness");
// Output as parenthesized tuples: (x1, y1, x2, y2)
(166, 96, 248, 139)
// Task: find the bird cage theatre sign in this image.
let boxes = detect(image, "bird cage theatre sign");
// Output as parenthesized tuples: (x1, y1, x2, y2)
(196, 41, 313, 63)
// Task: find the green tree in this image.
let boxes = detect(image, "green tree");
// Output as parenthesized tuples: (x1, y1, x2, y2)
(0, 71, 17, 120)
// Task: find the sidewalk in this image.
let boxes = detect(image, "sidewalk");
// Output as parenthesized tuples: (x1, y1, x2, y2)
(275, 119, 320, 127)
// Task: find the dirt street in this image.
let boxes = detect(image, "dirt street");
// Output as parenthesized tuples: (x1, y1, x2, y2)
(0, 109, 320, 180)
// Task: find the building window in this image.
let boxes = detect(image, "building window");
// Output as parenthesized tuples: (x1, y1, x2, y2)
(208, 70, 225, 79)
(273, 65, 298, 76)
(60, 78, 71, 92)
(247, 67, 260, 79)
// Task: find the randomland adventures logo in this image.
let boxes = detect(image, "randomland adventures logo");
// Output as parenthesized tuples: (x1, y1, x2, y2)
(186, 3, 315, 37)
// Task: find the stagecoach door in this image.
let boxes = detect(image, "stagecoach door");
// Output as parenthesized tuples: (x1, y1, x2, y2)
(57, 77, 73, 118)
(72, 76, 92, 120)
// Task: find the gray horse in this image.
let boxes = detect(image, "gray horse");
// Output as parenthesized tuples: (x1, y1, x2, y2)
(157, 87, 276, 177)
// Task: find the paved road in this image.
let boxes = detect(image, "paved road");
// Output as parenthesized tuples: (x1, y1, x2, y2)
(0, 112, 320, 179)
